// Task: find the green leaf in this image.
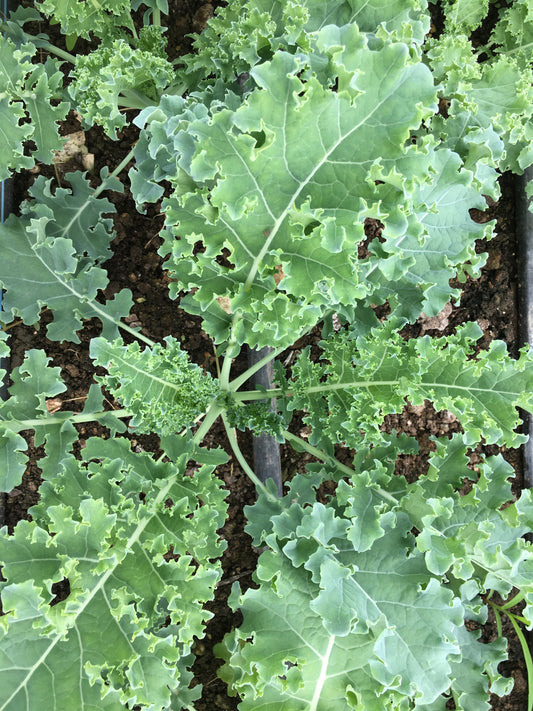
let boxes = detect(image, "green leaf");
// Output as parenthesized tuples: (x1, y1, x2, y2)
(404, 451, 533, 611)
(490, 0, 533, 68)
(441, 0, 489, 34)
(0, 439, 227, 710)
(367, 144, 492, 318)
(0, 349, 65, 492)
(426, 35, 533, 174)
(0, 429, 28, 495)
(20, 172, 120, 262)
(2, 349, 65, 422)
(159, 27, 437, 348)
(0, 349, 127, 494)
(181, 0, 430, 90)
(70, 35, 174, 137)
(0, 212, 133, 343)
(36, 0, 133, 41)
(0, 37, 68, 179)
(219, 507, 465, 708)
(447, 626, 511, 711)
(90, 336, 221, 435)
(287, 321, 533, 451)
(23, 61, 70, 163)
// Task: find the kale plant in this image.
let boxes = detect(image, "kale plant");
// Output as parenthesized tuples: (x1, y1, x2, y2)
(1, 0, 533, 709)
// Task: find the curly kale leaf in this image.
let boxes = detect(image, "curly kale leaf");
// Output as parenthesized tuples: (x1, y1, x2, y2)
(410, 449, 533, 613)
(70, 28, 174, 137)
(36, 0, 133, 41)
(218, 504, 471, 709)
(179, 0, 430, 92)
(286, 320, 533, 453)
(0, 36, 69, 179)
(0, 171, 132, 343)
(440, 0, 489, 35)
(221, 443, 530, 709)
(0, 437, 227, 710)
(225, 396, 284, 440)
(0, 345, 127, 493)
(425, 21, 533, 175)
(20, 172, 118, 262)
(490, 0, 533, 68)
(137, 25, 443, 350)
(90, 336, 222, 435)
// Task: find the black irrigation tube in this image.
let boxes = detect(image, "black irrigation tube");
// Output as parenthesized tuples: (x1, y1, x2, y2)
(516, 166, 533, 681)
(247, 347, 283, 496)
(517, 167, 533, 491)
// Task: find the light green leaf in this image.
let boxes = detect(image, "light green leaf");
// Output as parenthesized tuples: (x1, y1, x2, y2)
(0, 349, 66, 492)
(0, 429, 28, 494)
(160, 28, 437, 348)
(36, 0, 133, 41)
(70, 34, 174, 137)
(0, 213, 133, 343)
(0, 355, 127, 493)
(287, 321, 533, 451)
(441, 0, 489, 34)
(448, 626, 511, 711)
(218, 556, 397, 710)
(90, 336, 221, 435)
(181, 0, 430, 90)
(368, 144, 493, 317)
(21, 172, 120, 262)
(23, 61, 70, 164)
(426, 35, 533, 174)
(220, 509, 464, 708)
(490, 0, 533, 68)
(0, 439, 227, 710)
(0, 37, 68, 179)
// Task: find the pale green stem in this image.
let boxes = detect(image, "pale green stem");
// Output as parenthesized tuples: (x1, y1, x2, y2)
(500, 41, 533, 57)
(228, 345, 286, 392)
(233, 380, 400, 401)
(219, 312, 243, 389)
(192, 401, 225, 445)
(222, 413, 278, 502)
(309, 635, 335, 711)
(116, 88, 154, 110)
(0, 408, 129, 430)
(282, 429, 399, 506)
(36, 39, 76, 63)
(232, 387, 285, 402)
(488, 598, 529, 626)
(499, 590, 525, 610)
(118, 320, 155, 346)
(233, 375, 511, 402)
(94, 148, 136, 198)
(492, 606, 504, 638)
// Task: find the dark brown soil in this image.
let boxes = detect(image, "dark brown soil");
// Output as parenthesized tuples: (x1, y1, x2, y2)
(1, 3, 530, 710)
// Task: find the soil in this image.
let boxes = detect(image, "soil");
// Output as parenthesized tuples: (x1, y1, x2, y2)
(1, 2, 531, 710)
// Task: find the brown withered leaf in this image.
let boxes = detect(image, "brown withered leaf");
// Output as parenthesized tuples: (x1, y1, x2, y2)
(217, 296, 232, 314)
(46, 398, 63, 414)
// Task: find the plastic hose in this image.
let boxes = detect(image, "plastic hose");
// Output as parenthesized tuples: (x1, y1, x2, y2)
(247, 346, 283, 496)
(516, 167, 533, 489)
